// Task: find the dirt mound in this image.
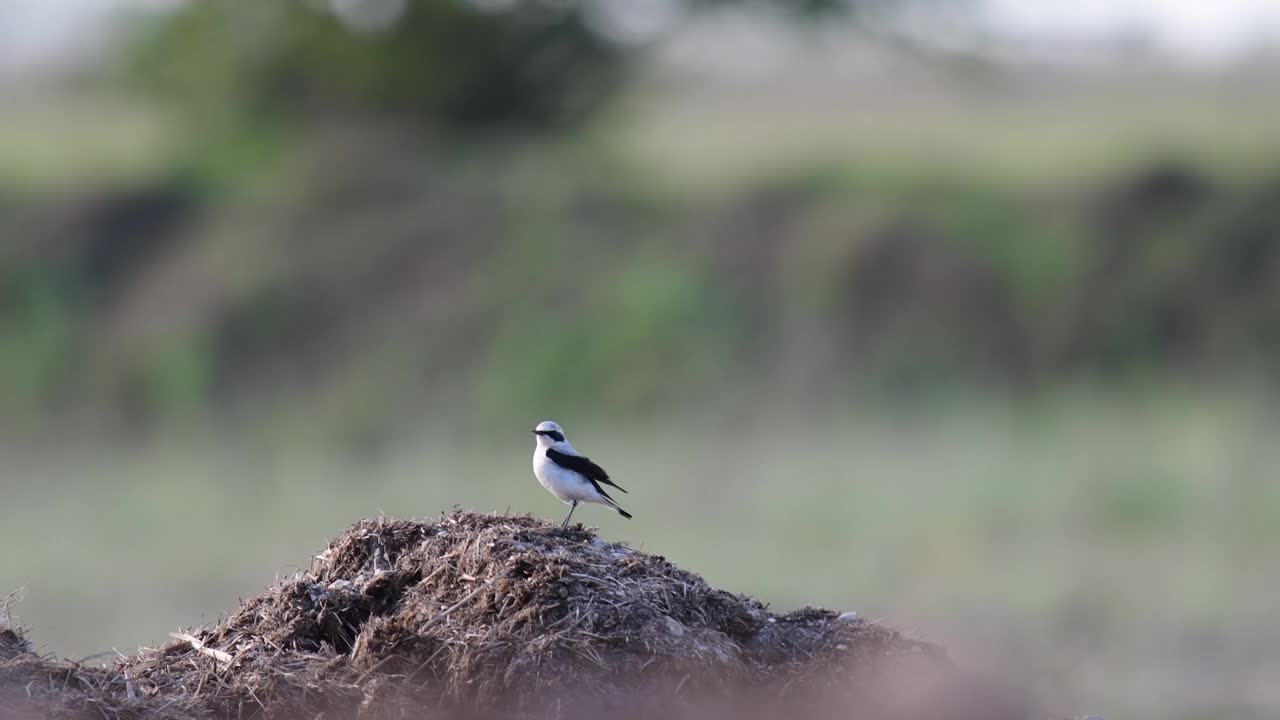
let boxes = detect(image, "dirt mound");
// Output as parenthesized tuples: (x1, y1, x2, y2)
(0, 625, 30, 662)
(2, 512, 1032, 719)
(0, 621, 129, 720)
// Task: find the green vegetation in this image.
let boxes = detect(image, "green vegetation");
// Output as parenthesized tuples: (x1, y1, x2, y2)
(1, 2, 1275, 444)
(3, 112, 1278, 444)
(116, 0, 860, 137)
(2, 391, 1276, 719)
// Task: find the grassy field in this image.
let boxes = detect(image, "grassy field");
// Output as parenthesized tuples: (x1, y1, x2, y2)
(608, 68, 1280, 193)
(2, 387, 1278, 719)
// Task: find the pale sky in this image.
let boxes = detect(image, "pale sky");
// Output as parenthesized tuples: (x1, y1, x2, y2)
(1, 0, 1278, 69)
(983, 0, 1280, 62)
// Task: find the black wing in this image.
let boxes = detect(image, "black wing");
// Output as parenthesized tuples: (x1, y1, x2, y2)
(546, 449, 629, 495)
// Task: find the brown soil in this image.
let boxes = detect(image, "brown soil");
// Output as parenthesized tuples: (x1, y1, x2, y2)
(0, 511, 1032, 720)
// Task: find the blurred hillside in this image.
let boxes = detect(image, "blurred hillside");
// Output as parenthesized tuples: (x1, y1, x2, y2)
(1, 1, 1279, 450)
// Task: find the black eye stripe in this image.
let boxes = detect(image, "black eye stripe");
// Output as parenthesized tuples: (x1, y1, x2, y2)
(547, 431, 565, 442)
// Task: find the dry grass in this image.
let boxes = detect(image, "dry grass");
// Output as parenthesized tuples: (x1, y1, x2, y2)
(0, 511, 1030, 719)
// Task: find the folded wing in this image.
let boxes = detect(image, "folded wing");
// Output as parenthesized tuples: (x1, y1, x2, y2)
(546, 449, 629, 495)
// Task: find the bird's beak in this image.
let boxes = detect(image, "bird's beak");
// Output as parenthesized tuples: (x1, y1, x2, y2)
(531, 429, 541, 435)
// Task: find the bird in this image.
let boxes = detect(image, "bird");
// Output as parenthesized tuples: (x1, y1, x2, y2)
(531, 420, 632, 528)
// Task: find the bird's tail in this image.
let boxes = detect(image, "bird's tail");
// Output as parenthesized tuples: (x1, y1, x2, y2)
(599, 493, 632, 520)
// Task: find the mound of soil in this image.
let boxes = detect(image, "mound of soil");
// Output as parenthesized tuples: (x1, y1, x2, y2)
(1, 512, 1031, 719)
(0, 622, 123, 720)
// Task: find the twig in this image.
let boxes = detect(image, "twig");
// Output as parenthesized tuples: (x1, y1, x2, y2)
(1, 587, 24, 607)
(170, 633, 233, 666)
(416, 564, 449, 588)
(419, 577, 496, 632)
(0, 587, 25, 626)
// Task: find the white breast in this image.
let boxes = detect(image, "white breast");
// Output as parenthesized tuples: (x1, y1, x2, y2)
(533, 449, 603, 505)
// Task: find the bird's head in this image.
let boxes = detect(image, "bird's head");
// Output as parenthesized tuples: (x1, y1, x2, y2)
(532, 420, 566, 447)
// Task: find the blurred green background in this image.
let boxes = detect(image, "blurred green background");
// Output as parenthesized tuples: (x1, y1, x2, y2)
(2, 1, 1279, 718)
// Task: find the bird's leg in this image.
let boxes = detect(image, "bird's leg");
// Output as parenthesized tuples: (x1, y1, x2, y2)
(561, 501, 578, 529)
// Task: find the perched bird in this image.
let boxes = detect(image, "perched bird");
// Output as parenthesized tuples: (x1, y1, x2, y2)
(531, 420, 631, 527)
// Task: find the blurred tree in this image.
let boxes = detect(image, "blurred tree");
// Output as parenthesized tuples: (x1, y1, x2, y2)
(120, 0, 882, 132)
